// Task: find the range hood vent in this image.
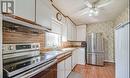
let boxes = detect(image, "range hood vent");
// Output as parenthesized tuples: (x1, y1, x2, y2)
(2, 14, 51, 32)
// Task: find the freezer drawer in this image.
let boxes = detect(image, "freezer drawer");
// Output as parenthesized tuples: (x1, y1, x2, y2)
(87, 53, 104, 66)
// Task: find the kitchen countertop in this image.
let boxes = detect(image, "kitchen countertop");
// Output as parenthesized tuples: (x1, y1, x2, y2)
(4, 47, 85, 78)
(43, 47, 77, 57)
(43, 47, 85, 60)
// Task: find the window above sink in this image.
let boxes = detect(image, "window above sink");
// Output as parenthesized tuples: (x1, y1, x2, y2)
(45, 32, 61, 48)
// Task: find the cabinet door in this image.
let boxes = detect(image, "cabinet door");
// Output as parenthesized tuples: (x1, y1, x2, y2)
(57, 60, 65, 78)
(115, 23, 129, 78)
(66, 18, 77, 41)
(72, 50, 78, 69)
(67, 18, 72, 41)
(62, 17, 68, 41)
(51, 20, 62, 34)
(52, 6, 58, 21)
(36, 0, 52, 29)
(77, 48, 86, 65)
(76, 25, 86, 41)
(72, 25, 76, 41)
(65, 56, 72, 78)
(14, 0, 35, 21)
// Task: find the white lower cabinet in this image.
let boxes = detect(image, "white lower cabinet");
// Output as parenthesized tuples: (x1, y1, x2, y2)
(57, 60, 65, 78)
(65, 56, 72, 78)
(72, 50, 78, 69)
(77, 48, 86, 65)
(57, 48, 85, 78)
(72, 48, 86, 66)
(57, 56, 72, 78)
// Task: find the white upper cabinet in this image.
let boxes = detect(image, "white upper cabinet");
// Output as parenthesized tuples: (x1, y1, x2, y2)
(51, 20, 62, 34)
(66, 17, 76, 41)
(51, 7, 64, 34)
(52, 6, 58, 21)
(36, 0, 52, 29)
(62, 17, 68, 42)
(67, 18, 72, 41)
(72, 24, 77, 41)
(76, 25, 87, 41)
(14, 0, 35, 21)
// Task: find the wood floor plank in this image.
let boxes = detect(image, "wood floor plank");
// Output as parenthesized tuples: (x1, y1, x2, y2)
(73, 63, 115, 78)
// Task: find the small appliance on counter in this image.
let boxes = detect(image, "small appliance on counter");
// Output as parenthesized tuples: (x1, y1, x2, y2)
(2, 43, 57, 78)
(81, 41, 87, 47)
(81, 41, 87, 64)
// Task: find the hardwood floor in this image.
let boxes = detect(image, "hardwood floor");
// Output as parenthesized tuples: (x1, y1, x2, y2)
(73, 63, 115, 78)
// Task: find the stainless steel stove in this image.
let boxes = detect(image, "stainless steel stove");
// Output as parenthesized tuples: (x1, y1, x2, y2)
(3, 43, 40, 59)
(3, 43, 57, 78)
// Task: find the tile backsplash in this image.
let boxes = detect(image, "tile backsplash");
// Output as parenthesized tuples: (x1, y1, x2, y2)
(3, 31, 45, 49)
(3, 31, 73, 52)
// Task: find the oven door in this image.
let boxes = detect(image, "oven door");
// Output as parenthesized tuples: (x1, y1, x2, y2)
(3, 59, 57, 78)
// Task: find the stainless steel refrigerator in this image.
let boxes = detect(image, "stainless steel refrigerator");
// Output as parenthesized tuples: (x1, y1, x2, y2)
(86, 33, 104, 66)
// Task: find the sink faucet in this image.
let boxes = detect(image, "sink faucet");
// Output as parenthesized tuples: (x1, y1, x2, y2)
(52, 44, 59, 51)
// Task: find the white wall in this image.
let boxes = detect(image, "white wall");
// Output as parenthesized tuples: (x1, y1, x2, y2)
(115, 8, 129, 26)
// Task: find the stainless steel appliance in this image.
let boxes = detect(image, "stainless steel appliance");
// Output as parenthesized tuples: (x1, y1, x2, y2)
(3, 43, 57, 78)
(3, 43, 40, 59)
(87, 33, 104, 66)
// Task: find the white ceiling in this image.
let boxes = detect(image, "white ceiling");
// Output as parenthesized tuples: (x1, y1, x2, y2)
(52, 0, 129, 25)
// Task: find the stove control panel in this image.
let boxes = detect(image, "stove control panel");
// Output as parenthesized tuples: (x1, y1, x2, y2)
(2, 43, 40, 54)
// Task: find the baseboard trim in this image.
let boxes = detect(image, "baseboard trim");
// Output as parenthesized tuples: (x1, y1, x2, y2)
(104, 60, 115, 63)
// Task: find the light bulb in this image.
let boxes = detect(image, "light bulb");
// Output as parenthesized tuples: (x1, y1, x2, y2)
(88, 8, 99, 16)
(89, 13, 92, 16)
(90, 9, 94, 13)
(95, 10, 99, 15)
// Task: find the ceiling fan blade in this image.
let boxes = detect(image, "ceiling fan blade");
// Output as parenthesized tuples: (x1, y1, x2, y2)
(97, 1, 111, 8)
(85, 0, 93, 8)
(74, 8, 90, 17)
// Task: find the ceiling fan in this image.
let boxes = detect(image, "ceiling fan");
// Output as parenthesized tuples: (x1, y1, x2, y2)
(75, 0, 112, 16)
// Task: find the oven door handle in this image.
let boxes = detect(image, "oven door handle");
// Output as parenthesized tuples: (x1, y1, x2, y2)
(13, 59, 57, 78)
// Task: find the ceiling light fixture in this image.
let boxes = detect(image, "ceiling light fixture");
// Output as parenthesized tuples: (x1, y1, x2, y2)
(88, 8, 99, 16)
